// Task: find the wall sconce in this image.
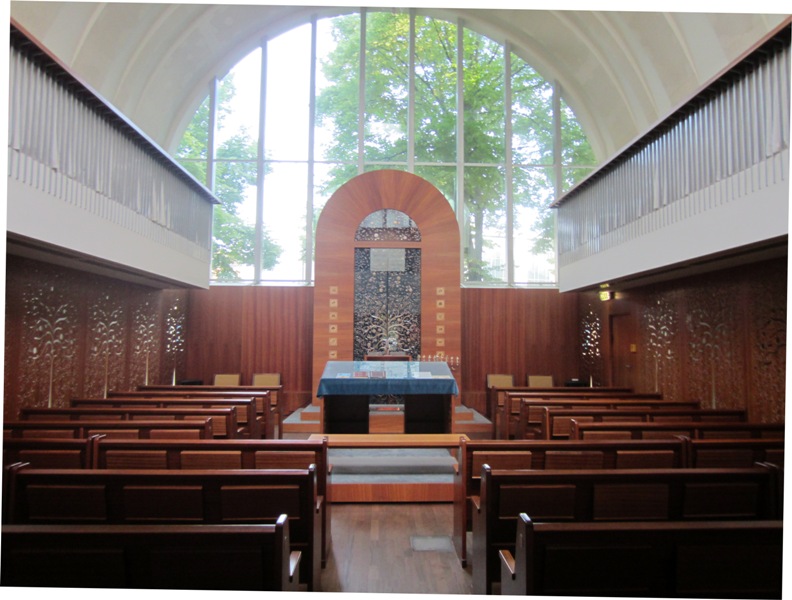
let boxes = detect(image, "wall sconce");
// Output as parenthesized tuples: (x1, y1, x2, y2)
(598, 290, 613, 301)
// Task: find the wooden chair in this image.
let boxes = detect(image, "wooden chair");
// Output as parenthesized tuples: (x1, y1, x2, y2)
(214, 373, 241, 386)
(252, 373, 281, 386)
(527, 374, 553, 387)
(487, 374, 514, 438)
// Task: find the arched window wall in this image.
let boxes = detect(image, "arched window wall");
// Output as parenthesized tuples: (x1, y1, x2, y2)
(175, 9, 597, 287)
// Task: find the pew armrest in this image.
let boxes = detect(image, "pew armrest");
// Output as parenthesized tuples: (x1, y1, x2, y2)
(471, 495, 481, 512)
(289, 550, 302, 584)
(499, 549, 516, 579)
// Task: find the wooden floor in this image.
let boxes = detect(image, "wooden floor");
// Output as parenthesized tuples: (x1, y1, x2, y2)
(320, 502, 472, 594)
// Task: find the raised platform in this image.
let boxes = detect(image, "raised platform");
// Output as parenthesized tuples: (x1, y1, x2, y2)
(309, 433, 467, 503)
(283, 404, 492, 439)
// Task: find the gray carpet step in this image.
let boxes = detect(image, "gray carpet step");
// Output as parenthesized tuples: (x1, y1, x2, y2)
(328, 447, 457, 475)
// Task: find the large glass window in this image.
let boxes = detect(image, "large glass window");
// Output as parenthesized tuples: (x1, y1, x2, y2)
(175, 9, 595, 286)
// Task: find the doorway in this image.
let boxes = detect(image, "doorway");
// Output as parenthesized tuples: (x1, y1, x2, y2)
(610, 313, 637, 389)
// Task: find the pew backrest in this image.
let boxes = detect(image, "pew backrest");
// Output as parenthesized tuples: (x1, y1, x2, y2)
(72, 396, 262, 438)
(516, 399, 701, 439)
(452, 437, 687, 566)
(2, 436, 99, 468)
(3, 463, 322, 590)
(685, 437, 785, 468)
(1, 517, 301, 591)
(4, 419, 214, 440)
(541, 407, 746, 440)
(472, 463, 781, 595)
(500, 514, 783, 598)
(18, 406, 238, 439)
(570, 420, 786, 441)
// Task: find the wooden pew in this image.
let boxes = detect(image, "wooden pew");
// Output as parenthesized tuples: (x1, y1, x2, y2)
(472, 463, 781, 594)
(2, 436, 98, 468)
(1, 517, 302, 591)
(487, 385, 632, 421)
(516, 398, 701, 440)
(570, 420, 786, 441)
(499, 514, 783, 598)
(685, 437, 785, 468)
(3, 419, 214, 440)
(72, 396, 263, 439)
(540, 407, 746, 440)
(17, 406, 239, 439)
(3, 463, 322, 591)
(494, 389, 659, 438)
(92, 436, 332, 568)
(131, 385, 282, 437)
(453, 437, 687, 567)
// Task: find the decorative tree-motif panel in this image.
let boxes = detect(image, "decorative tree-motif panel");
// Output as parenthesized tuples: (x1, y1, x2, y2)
(579, 301, 603, 386)
(4, 255, 188, 418)
(85, 292, 126, 397)
(640, 293, 680, 398)
(685, 283, 744, 409)
(354, 248, 421, 359)
(749, 262, 786, 422)
(20, 273, 79, 408)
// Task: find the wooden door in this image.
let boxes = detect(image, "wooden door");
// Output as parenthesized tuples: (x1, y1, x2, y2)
(610, 313, 637, 390)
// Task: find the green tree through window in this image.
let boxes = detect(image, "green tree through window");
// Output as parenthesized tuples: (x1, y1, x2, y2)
(176, 10, 595, 285)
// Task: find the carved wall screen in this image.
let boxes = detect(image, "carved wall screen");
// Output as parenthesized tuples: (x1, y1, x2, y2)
(312, 170, 461, 402)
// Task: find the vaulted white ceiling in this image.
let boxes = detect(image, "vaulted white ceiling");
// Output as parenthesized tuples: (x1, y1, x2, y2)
(9, 2, 790, 163)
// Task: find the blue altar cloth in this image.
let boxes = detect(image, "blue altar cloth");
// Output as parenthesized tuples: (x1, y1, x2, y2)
(317, 361, 459, 396)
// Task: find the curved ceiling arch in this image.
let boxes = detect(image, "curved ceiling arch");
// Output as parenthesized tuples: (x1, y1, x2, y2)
(10, 3, 787, 163)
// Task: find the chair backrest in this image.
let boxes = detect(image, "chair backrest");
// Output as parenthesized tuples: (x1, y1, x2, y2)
(487, 374, 514, 388)
(528, 375, 554, 387)
(214, 373, 241, 386)
(252, 373, 281, 386)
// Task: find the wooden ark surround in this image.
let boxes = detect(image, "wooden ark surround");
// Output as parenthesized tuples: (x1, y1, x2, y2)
(312, 170, 462, 401)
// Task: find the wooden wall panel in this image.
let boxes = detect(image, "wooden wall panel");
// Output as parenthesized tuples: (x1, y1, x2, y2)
(183, 285, 314, 413)
(460, 288, 582, 415)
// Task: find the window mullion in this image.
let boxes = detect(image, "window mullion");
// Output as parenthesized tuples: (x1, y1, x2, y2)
(408, 10, 416, 173)
(306, 18, 317, 283)
(358, 9, 366, 174)
(255, 39, 268, 284)
(505, 43, 514, 286)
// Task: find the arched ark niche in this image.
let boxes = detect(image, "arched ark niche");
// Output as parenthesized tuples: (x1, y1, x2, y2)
(312, 169, 461, 406)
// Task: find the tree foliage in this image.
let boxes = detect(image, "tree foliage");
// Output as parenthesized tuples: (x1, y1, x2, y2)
(176, 76, 282, 281)
(315, 12, 593, 283)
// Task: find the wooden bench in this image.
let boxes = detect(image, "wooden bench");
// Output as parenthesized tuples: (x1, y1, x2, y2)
(3, 463, 322, 591)
(3, 419, 214, 440)
(472, 463, 781, 594)
(114, 388, 280, 438)
(18, 406, 239, 439)
(1, 517, 301, 591)
(685, 437, 785, 468)
(92, 436, 332, 568)
(540, 407, 746, 440)
(499, 515, 783, 598)
(453, 437, 687, 567)
(494, 390, 660, 438)
(487, 385, 632, 421)
(570, 420, 786, 441)
(2, 436, 99, 468)
(72, 396, 263, 439)
(515, 398, 701, 440)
